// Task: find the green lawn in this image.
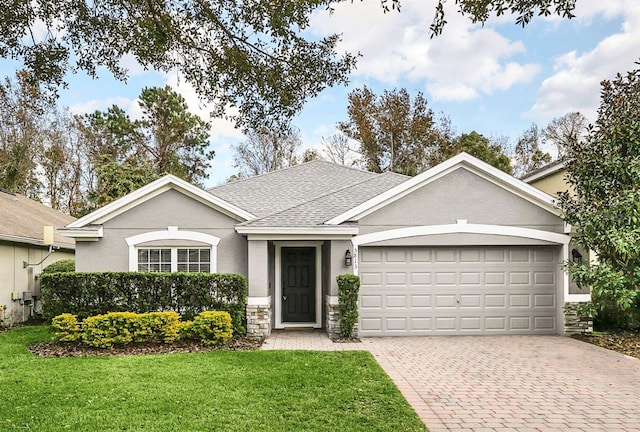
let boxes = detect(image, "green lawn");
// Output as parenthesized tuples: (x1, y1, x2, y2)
(0, 327, 427, 431)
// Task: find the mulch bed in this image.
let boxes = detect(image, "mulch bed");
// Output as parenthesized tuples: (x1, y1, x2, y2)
(572, 331, 640, 360)
(28, 337, 263, 358)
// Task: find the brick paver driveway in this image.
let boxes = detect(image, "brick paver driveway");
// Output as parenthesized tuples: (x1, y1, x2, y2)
(362, 336, 640, 432)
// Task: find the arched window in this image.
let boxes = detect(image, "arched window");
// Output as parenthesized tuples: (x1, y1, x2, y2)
(125, 226, 221, 273)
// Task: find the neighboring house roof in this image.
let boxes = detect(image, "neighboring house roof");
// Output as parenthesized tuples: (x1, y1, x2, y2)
(0, 189, 75, 249)
(325, 152, 560, 225)
(208, 160, 379, 218)
(238, 171, 408, 228)
(520, 159, 566, 183)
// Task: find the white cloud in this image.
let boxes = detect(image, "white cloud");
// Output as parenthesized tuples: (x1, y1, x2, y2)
(309, 0, 539, 101)
(528, 3, 640, 122)
(68, 97, 138, 115)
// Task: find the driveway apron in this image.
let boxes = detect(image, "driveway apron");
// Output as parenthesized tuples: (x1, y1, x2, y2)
(362, 335, 640, 432)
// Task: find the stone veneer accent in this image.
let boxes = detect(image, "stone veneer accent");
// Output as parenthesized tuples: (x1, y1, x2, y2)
(564, 302, 593, 335)
(325, 296, 341, 340)
(246, 300, 272, 339)
(325, 295, 359, 340)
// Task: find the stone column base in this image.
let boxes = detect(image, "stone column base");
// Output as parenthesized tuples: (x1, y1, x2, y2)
(325, 295, 359, 340)
(564, 302, 593, 335)
(246, 297, 272, 339)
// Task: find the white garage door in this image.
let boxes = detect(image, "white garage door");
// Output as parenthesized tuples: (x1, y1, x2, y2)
(358, 246, 559, 336)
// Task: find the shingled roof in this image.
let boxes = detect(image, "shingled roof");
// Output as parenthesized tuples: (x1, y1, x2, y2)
(0, 189, 75, 248)
(239, 171, 409, 227)
(208, 160, 380, 218)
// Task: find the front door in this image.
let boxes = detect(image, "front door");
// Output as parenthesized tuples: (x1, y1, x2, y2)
(281, 247, 316, 323)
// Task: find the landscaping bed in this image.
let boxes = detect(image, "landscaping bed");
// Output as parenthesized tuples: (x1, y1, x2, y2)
(29, 336, 262, 357)
(572, 331, 640, 360)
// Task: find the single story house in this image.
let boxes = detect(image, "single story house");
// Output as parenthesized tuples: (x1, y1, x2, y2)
(0, 189, 75, 325)
(61, 153, 589, 338)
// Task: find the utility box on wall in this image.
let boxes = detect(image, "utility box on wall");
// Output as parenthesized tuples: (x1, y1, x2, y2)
(21, 291, 32, 304)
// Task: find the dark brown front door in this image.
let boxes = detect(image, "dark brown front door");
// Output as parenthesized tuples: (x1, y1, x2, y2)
(282, 247, 316, 323)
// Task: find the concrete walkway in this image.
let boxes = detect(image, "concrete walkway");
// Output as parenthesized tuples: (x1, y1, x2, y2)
(262, 331, 640, 432)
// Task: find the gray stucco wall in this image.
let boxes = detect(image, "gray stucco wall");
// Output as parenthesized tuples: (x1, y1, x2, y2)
(328, 240, 353, 296)
(358, 168, 564, 239)
(75, 189, 247, 275)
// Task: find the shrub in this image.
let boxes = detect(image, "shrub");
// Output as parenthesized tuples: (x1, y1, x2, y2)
(80, 311, 181, 348)
(337, 274, 360, 338)
(52, 313, 81, 342)
(40, 272, 248, 334)
(42, 259, 75, 274)
(181, 311, 233, 346)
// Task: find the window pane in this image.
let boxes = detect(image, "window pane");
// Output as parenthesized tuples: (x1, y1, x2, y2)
(201, 263, 210, 273)
(150, 249, 159, 262)
(138, 264, 147, 272)
(138, 249, 148, 261)
(150, 263, 160, 272)
(200, 249, 210, 261)
(160, 263, 171, 272)
(177, 263, 188, 272)
(189, 263, 199, 272)
(178, 249, 187, 262)
(189, 249, 199, 261)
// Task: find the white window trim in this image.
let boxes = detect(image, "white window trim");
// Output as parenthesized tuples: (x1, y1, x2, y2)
(274, 241, 323, 330)
(126, 226, 220, 273)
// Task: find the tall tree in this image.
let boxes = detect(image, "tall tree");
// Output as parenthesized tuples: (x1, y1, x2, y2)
(320, 133, 359, 166)
(137, 86, 213, 185)
(558, 66, 640, 329)
(542, 112, 587, 158)
(233, 127, 302, 177)
(0, 71, 49, 197)
(513, 123, 552, 177)
(453, 131, 512, 174)
(338, 86, 441, 175)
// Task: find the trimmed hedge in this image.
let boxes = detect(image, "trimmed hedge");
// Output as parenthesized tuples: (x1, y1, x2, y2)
(40, 272, 248, 334)
(42, 259, 75, 274)
(337, 274, 360, 338)
(180, 311, 233, 346)
(52, 311, 231, 348)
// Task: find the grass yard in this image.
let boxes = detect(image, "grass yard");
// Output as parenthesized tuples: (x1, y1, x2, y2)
(0, 327, 426, 431)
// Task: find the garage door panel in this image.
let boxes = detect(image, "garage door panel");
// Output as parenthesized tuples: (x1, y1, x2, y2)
(485, 272, 506, 285)
(361, 295, 382, 309)
(385, 249, 407, 262)
(386, 295, 407, 308)
(435, 249, 456, 262)
(509, 272, 531, 285)
(509, 294, 531, 307)
(435, 272, 456, 285)
(459, 294, 481, 308)
(410, 272, 431, 284)
(534, 293, 555, 307)
(360, 272, 382, 286)
(435, 294, 457, 308)
(460, 272, 481, 285)
(411, 295, 431, 307)
(359, 246, 558, 336)
(534, 316, 555, 330)
(509, 316, 531, 330)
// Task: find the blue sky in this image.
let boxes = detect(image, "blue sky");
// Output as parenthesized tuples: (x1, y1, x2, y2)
(2, 0, 639, 187)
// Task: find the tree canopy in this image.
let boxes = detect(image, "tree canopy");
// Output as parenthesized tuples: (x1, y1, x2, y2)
(0, 1, 578, 129)
(0, 0, 356, 130)
(558, 65, 640, 329)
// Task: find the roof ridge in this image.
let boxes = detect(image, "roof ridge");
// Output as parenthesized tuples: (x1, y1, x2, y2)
(236, 173, 392, 226)
(208, 160, 375, 191)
